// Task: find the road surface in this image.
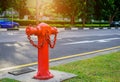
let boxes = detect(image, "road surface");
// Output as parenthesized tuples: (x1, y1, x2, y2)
(0, 29, 120, 69)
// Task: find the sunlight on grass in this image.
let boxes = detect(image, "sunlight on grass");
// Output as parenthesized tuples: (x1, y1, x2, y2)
(51, 51, 120, 82)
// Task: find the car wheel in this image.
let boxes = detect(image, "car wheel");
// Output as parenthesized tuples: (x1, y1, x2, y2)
(13, 25, 19, 29)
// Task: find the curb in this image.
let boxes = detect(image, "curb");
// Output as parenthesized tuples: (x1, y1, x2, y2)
(0, 28, 25, 31)
(0, 27, 120, 32)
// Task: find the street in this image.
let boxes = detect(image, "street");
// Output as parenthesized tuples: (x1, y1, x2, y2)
(0, 29, 120, 69)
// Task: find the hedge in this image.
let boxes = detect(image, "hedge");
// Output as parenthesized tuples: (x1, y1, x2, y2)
(13, 19, 109, 27)
(13, 19, 70, 26)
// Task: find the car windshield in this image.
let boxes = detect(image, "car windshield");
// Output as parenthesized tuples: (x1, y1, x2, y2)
(0, 18, 10, 22)
(115, 22, 119, 24)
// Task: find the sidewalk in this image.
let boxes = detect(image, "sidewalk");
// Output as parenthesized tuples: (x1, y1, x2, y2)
(0, 27, 120, 32)
(0, 28, 65, 32)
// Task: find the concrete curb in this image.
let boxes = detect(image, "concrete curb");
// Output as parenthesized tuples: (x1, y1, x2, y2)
(0, 27, 120, 32)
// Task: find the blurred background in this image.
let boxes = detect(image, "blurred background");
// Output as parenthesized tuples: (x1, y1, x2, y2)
(0, 0, 120, 27)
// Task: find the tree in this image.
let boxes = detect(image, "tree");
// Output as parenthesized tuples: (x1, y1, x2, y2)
(11, 0, 30, 19)
(0, 0, 12, 16)
(79, 0, 95, 27)
(94, 0, 120, 23)
(53, 0, 82, 25)
(0, 0, 10, 11)
(0, 0, 30, 18)
(53, 0, 95, 27)
(101, 0, 117, 23)
(111, 0, 120, 21)
(94, 0, 103, 20)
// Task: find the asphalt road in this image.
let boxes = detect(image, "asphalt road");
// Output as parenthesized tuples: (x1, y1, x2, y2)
(0, 29, 120, 69)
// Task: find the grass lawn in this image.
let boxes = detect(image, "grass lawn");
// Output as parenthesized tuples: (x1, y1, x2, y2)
(51, 51, 120, 82)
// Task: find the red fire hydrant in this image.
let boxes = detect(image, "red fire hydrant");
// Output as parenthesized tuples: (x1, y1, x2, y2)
(26, 23, 58, 80)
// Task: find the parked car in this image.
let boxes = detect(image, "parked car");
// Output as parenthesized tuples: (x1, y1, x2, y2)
(0, 18, 19, 28)
(110, 21, 120, 27)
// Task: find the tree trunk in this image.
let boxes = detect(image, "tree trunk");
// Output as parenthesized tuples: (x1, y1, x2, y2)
(82, 18, 86, 28)
(109, 15, 115, 24)
(70, 15, 75, 26)
(109, 8, 118, 24)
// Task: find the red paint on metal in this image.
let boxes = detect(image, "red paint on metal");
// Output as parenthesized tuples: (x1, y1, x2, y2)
(26, 23, 58, 80)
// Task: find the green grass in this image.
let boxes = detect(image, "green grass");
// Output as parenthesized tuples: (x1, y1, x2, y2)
(0, 78, 20, 82)
(51, 51, 120, 82)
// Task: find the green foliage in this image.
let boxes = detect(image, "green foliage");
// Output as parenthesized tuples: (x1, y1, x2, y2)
(53, 0, 85, 24)
(0, 0, 11, 11)
(12, 0, 30, 19)
(94, 0, 120, 22)
(0, 0, 29, 19)
(14, 19, 36, 26)
(13, 19, 70, 26)
(53, 0, 120, 23)
(52, 0, 95, 26)
(1, 0, 120, 23)
(51, 51, 120, 82)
